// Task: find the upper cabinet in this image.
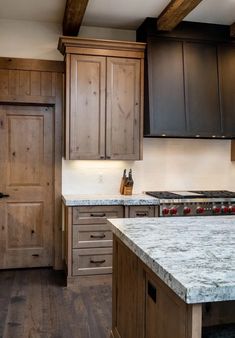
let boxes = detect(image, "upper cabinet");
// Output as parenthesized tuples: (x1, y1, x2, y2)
(146, 39, 186, 136)
(58, 37, 145, 160)
(184, 42, 221, 137)
(137, 19, 235, 139)
(218, 44, 235, 137)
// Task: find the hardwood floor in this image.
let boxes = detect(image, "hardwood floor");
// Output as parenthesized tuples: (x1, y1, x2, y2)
(0, 269, 112, 338)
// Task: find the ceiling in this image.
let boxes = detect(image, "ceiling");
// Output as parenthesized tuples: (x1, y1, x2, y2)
(0, 0, 234, 29)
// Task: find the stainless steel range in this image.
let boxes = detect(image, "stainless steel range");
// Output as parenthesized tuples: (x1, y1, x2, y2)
(145, 190, 235, 217)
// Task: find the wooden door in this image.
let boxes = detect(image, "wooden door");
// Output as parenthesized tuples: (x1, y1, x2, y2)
(69, 54, 106, 160)
(184, 42, 221, 136)
(0, 105, 54, 268)
(218, 44, 235, 137)
(106, 57, 142, 160)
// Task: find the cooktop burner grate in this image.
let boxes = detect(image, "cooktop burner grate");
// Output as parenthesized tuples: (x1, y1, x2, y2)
(146, 190, 235, 199)
(189, 190, 235, 198)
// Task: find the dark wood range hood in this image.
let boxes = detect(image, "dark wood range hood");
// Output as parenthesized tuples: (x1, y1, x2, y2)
(137, 18, 235, 139)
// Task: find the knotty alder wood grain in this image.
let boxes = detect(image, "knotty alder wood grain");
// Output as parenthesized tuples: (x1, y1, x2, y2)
(0, 57, 63, 269)
(111, 236, 202, 338)
(0, 269, 112, 338)
(0, 106, 53, 268)
(157, 0, 204, 31)
(63, 0, 89, 36)
(58, 37, 145, 160)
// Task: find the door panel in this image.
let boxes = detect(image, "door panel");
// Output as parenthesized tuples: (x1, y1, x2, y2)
(106, 57, 141, 160)
(147, 39, 186, 136)
(70, 55, 106, 160)
(7, 203, 43, 248)
(184, 42, 221, 136)
(8, 115, 43, 186)
(0, 105, 54, 268)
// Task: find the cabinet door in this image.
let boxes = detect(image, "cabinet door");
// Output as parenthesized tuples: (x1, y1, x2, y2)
(184, 42, 221, 136)
(69, 55, 106, 159)
(218, 44, 235, 137)
(146, 39, 186, 136)
(106, 58, 142, 160)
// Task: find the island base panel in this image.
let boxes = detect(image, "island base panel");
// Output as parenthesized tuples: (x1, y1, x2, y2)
(112, 235, 202, 338)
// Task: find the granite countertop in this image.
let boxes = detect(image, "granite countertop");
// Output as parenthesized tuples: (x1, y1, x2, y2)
(62, 194, 159, 206)
(108, 216, 235, 304)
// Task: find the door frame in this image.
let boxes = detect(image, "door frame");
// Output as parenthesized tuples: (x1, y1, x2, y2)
(0, 57, 64, 269)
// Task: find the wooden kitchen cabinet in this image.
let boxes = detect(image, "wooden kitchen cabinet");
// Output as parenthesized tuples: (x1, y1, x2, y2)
(137, 19, 235, 139)
(58, 37, 145, 160)
(218, 44, 235, 137)
(111, 236, 200, 338)
(144, 38, 186, 136)
(63, 202, 159, 284)
(184, 42, 221, 136)
(63, 205, 124, 284)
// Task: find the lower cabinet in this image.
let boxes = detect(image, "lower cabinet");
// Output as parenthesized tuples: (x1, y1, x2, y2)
(63, 204, 158, 284)
(112, 236, 235, 338)
(111, 236, 199, 338)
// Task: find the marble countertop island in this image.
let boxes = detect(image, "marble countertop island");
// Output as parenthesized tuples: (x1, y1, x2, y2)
(108, 216, 235, 304)
(62, 193, 159, 206)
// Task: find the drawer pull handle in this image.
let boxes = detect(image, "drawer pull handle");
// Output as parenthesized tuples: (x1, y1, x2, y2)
(90, 213, 106, 217)
(136, 212, 147, 217)
(148, 281, 157, 303)
(90, 259, 106, 264)
(90, 234, 106, 239)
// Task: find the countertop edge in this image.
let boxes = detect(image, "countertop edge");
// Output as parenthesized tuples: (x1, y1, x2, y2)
(62, 194, 160, 206)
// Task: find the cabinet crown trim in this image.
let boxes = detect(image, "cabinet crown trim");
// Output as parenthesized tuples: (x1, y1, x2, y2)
(58, 36, 146, 56)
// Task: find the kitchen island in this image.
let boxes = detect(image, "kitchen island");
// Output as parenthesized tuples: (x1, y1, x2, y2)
(108, 216, 235, 338)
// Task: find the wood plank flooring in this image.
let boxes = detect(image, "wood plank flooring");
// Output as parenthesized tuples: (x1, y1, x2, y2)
(0, 269, 112, 338)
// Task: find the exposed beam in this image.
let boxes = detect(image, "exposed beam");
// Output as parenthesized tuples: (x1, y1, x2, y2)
(157, 0, 204, 31)
(63, 0, 89, 36)
(231, 23, 235, 38)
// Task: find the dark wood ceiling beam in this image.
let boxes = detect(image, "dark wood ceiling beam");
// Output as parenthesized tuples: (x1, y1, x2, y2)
(157, 0, 204, 31)
(231, 23, 235, 37)
(63, 0, 89, 36)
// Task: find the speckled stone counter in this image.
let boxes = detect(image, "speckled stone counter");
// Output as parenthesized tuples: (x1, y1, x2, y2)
(62, 194, 159, 206)
(108, 216, 235, 304)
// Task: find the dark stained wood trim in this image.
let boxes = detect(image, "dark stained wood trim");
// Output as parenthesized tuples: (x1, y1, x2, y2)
(232, 141, 235, 161)
(0, 57, 64, 73)
(231, 23, 235, 37)
(63, 0, 89, 36)
(157, 0, 204, 31)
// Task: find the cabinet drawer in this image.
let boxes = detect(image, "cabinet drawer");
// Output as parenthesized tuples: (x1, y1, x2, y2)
(73, 224, 112, 248)
(72, 248, 112, 276)
(128, 205, 157, 218)
(73, 205, 124, 224)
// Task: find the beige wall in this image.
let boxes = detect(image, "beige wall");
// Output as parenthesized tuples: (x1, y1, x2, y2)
(63, 139, 235, 194)
(1, 19, 234, 194)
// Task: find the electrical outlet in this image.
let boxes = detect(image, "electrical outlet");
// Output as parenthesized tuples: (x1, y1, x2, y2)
(98, 174, 103, 183)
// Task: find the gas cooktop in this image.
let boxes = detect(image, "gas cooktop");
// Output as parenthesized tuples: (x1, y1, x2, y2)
(146, 190, 235, 199)
(145, 190, 235, 217)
